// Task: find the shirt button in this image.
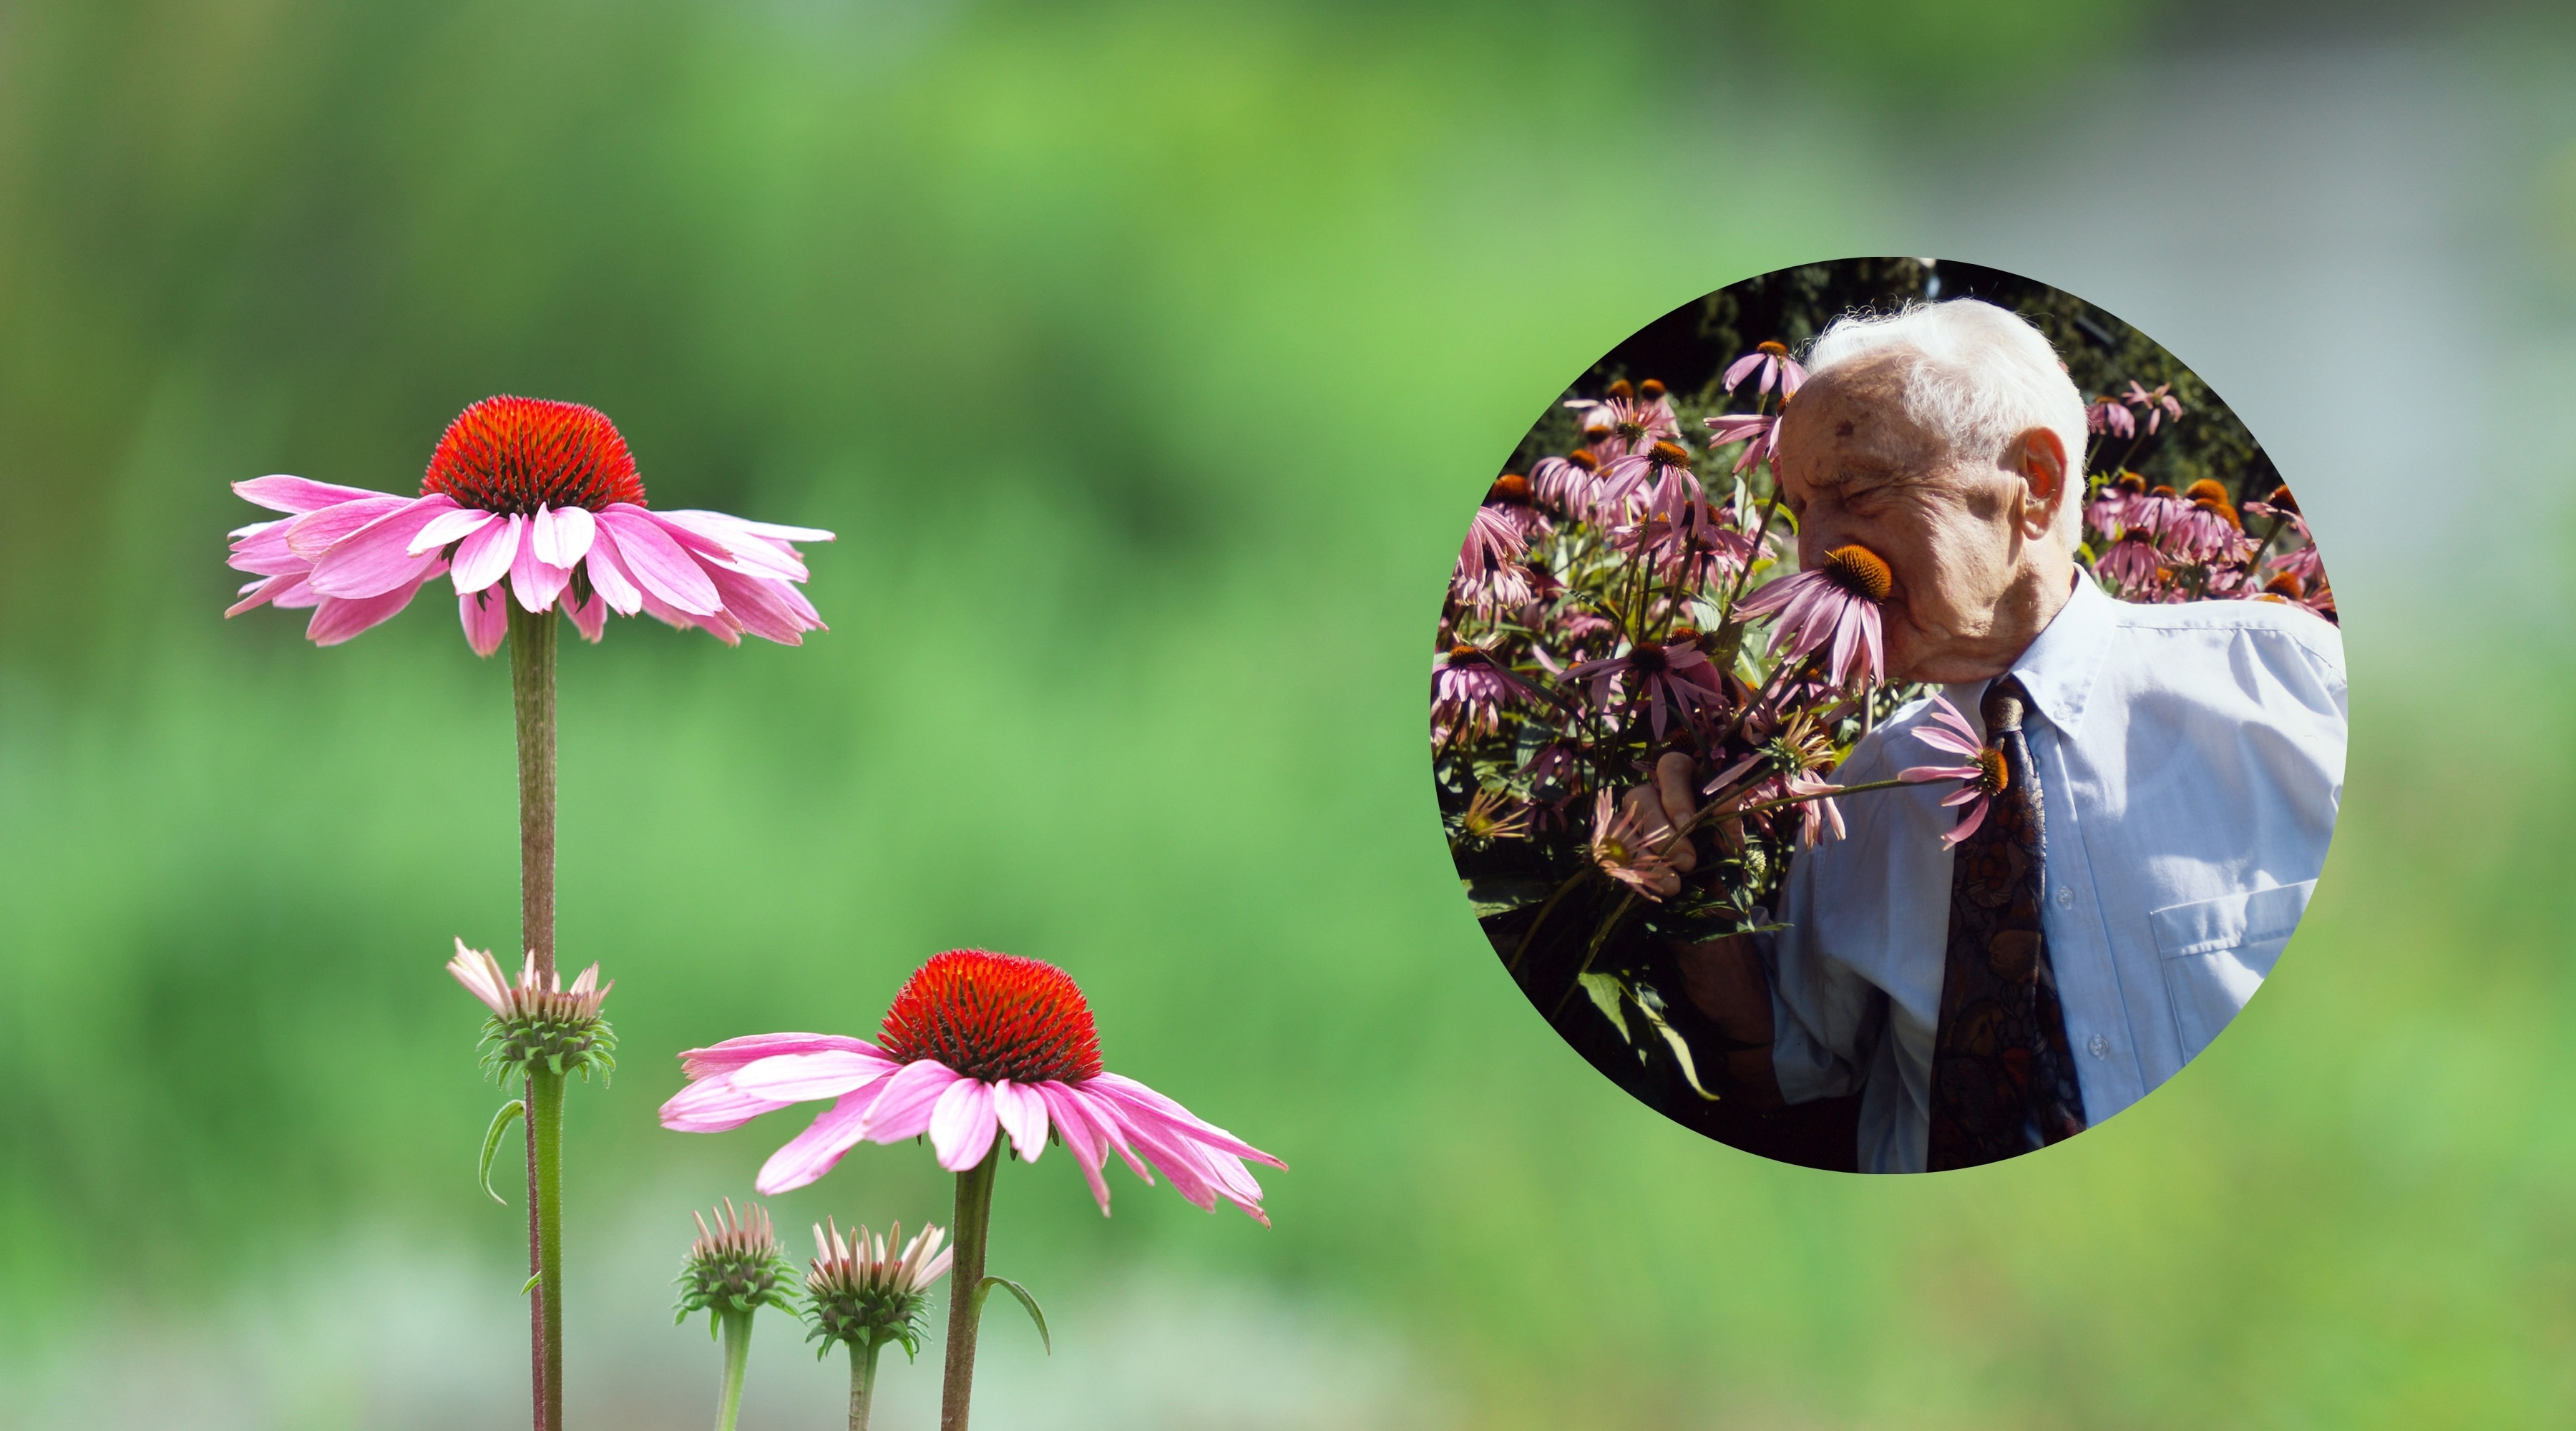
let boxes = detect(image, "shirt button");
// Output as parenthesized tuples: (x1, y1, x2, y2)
(2087, 1034, 2109, 1059)
(2055, 887, 2075, 909)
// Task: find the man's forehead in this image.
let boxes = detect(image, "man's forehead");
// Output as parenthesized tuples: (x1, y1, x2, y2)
(1781, 378, 1935, 487)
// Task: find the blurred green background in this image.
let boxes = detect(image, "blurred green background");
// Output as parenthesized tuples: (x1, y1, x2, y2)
(4, 1, 2574, 1427)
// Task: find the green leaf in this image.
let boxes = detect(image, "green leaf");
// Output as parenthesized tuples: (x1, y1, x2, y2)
(975, 1276, 1051, 1355)
(1577, 972, 1630, 1042)
(1631, 985, 1721, 1103)
(1464, 875, 1559, 920)
(522, 1273, 542, 1296)
(479, 1099, 525, 1205)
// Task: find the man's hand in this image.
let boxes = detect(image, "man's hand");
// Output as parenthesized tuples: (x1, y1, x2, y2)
(1614, 751, 1703, 898)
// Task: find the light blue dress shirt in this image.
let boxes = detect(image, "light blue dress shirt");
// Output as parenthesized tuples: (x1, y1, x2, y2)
(1767, 572, 2347, 1173)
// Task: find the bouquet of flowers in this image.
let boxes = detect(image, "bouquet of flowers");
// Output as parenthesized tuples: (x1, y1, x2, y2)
(1433, 343, 2326, 1119)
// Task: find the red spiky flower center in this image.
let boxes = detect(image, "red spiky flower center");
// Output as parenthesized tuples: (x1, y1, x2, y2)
(421, 395, 648, 515)
(878, 949, 1103, 1085)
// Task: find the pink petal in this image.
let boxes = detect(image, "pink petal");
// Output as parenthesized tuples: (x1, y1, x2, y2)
(308, 497, 452, 597)
(706, 567, 818, 645)
(531, 504, 596, 567)
(927, 1078, 999, 1171)
(678, 1032, 881, 1080)
(597, 505, 721, 615)
(721, 515, 835, 544)
(235, 475, 397, 514)
(582, 526, 645, 615)
(732, 1050, 903, 1104)
(509, 512, 574, 612)
(284, 496, 414, 562)
(655, 510, 809, 581)
(1939, 785, 1986, 808)
(1088, 1071, 1285, 1168)
(450, 514, 522, 595)
(1035, 1082, 1115, 1213)
(445, 939, 511, 1017)
(566, 588, 608, 643)
(854, 1059, 967, 1143)
(1779, 358, 1807, 396)
(1898, 763, 1980, 784)
(1942, 798, 1989, 848)
(409, 506, 497, 555)
(753, 1090, 879, 1194)
(304, 562, 442, 645)
(226, 520, 308, 577)
(991, 1080, 1050, 1163)
(1722, 353, 1762, 392)
(459, 590, 508, 656)
(658, 1073, 791, 1133)
(225, 572, 308, 618)
(1059, 1083, 1154, 1183)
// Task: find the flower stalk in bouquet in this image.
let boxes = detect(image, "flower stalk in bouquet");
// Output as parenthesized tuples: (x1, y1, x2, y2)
(224, 395, 833, 1430)
(662, 947, 1284, 1431)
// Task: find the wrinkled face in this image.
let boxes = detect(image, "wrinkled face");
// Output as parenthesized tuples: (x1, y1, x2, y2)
(1773, 354, 2063, 684)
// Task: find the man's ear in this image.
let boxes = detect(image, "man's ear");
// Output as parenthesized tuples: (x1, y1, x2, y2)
(2012, 426, 2070, 537)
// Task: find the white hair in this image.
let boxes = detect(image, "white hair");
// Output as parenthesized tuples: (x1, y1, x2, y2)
(1802, 299, 2089, 547)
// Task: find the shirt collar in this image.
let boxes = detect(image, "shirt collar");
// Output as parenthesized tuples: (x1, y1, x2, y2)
(1997, 567, 2115, 739)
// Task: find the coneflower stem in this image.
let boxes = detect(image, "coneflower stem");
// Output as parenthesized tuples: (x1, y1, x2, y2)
(507, 600, 563, 1431)
(851, 1338, 884, 1431)
(938, 1147, 1001, 1431)
(530, 1065, 567, 1431)
(507, 601, 558, 984)
(713, 1308, 752, 1431)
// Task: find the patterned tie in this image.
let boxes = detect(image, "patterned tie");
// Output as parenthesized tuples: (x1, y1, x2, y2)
(1926, 675, 2088, 1171)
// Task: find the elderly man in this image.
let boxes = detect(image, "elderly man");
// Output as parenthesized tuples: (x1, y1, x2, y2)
(1660, 299, 2346, 1173)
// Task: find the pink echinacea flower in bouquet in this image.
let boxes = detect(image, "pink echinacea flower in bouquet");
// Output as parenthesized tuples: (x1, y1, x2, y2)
(226, 395, 832, 652)
(1898, 694, 2009, 849)
(1722, 341, 1806, 401)
(1732, 544, 1891, 688)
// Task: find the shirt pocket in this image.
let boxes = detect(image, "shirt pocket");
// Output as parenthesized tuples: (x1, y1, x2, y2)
(2150, 881, 2315, 1063)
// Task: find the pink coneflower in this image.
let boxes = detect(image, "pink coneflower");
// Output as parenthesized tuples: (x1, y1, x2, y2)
(2095, 528, 2161, 590)
(226, 396, 833, 653)
(2165, 483, 2247, 563)
(2124, 484, 2190, 541)
(1731, 544, 1891, 689)
(2084, 472, 2143, 535)
(2124, 380, 2183, 433)
(1704, 411, 1780, 475)
(1432, 643, 1538, 743)
(1588, 788, 1679, 900)
(1563, 638, 1726, 741)
(1564, 378, 1680, 457)
(1530, 450, 1606, 520)
(2086, 395, 2136, 439)
(660, 949, 1284, 1222)
(1897, 695, 2007, 849)
(1722, 341, 1806, 401)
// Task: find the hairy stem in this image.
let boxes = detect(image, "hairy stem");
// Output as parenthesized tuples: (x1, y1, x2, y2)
(714, 1309, 752, 1431)
(529, 1068, 566, 1430)
(938, 1148, 1001, 1431)
(508, 601, 558, 983)
(851, 1338, 884, 1431)
(508, 600, 562, 1431)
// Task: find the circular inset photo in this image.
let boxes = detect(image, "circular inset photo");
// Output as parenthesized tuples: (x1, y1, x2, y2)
(1435, 258, 2344, 1173)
